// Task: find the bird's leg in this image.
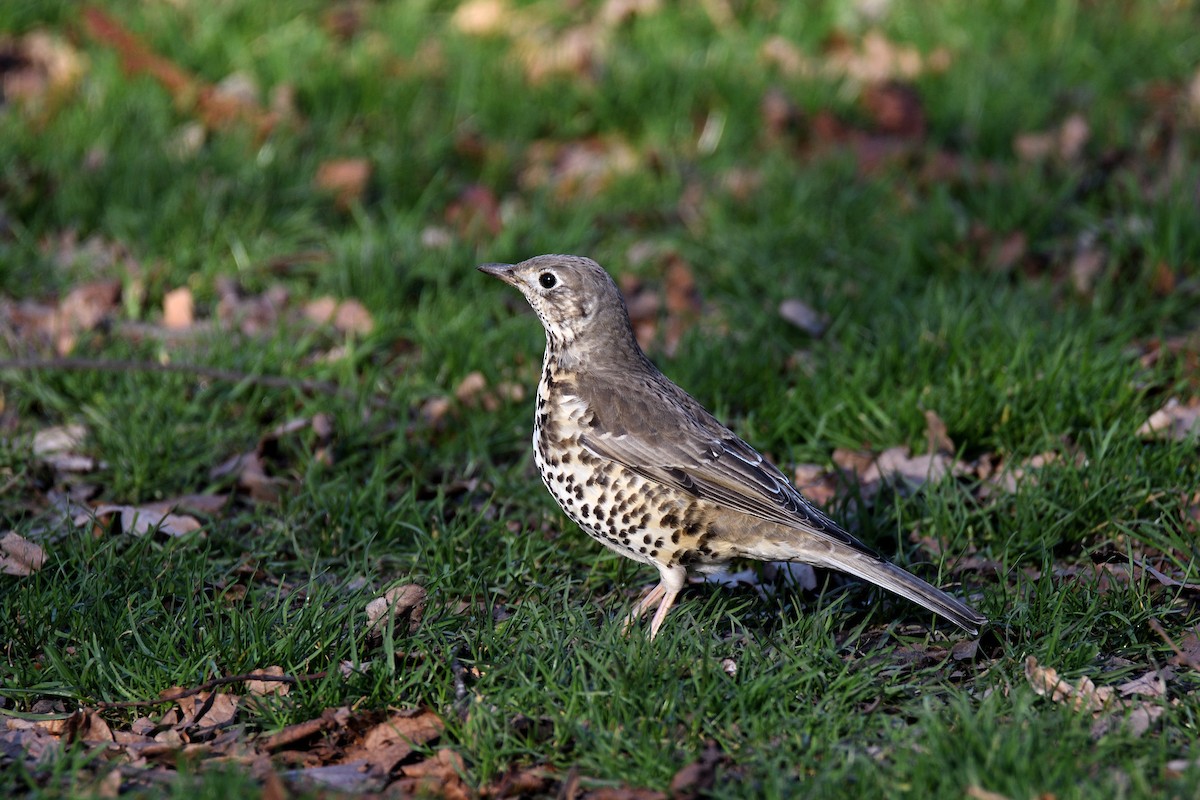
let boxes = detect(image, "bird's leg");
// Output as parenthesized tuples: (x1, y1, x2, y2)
(646, 566, 687, 640)
(622, 582, 666, 633)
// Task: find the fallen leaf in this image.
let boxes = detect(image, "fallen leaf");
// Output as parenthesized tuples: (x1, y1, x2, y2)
(669, 741, 725, 800)
(779, 298, 828, 337)
(304, 297, 339, 326)
(365, 584, 428, 634)
(860, 445, 964, 490)
(91, 505, 203, 538)
(1069, 245, 1106, 295)
(32, 423, 95, 472)
(454, 372, 488, 405)
(246, 666, 291, 697)
(0, 531, 47, 576)
(965, 788, 1012, 800)
(923, 409, 954, 455)
(33, 423, 86, 456)
(1025, 655, 1115, 712)
(334, 300, 374, 335)
(314, 158, 372, 209)
(444, 184, 502, 240)
(343, 711, 444, 775)
(177, 691, 240, 728)
(1137, 398, 1200, 442)
(520, 137, 639, 201)
(1014, 113, 1091, 162)
(792, 463, 838, 507)
(83, 8, 278, 136)
(451, 0, 511, 36)
(1117, 670, 1168, 699)
(394, 749, 468, 800)
(0, 31, 87, 115)
(515, 24, 603, 84)
(988, 231, 1028, 273)
(162, 287, 194, 329)
(862, 81, 925, 139)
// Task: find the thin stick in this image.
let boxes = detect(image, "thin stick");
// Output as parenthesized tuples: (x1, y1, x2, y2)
(1148, 618, 1200, 674)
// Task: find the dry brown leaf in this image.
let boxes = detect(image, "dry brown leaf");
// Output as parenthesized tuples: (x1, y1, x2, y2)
(91, 505, 202, 538)
(988, 231, 1028, 273)
(965, 788, 1011, 800)
(599, 0, 661, 26)
(1025, 656, 1168, 741)
(33, 423, 86, 456)
(0, 532, 47, 576)
(862, 81, 925, 139)
(31, 422, 95, 473)
(444, 184, 502, 240)
(83, 8, 278, 136)
(860, 445, 965, 490)
(1069, 245, 1106, 295)
(1014, 113, 1091, 162)
(162, 287, 194, 329)
(177, 692, 240, 729)
(792, 463, 838, 507)
(246, 666, 291, 697)
(63, 710, 114, 744)
(419, 396, 452, 428)
(1167, 627, 1200, 671)
(333, 299, 374, 335)
(366, 584, 428, 635)
(1117, 670, 1168, 699)
(454, 372, 488, 405)
(521, 138, 639, 201)
(451, 0, 512, 36)
(779, 298, 828, 337)
(1024, 656, 1115, 712)
(832, 447, 875, 478)
(304, 296, 339, 326)
(314, 158, 372, 209)
(0, 31, 87, 115)
(759, 31, 946, 84)
(923, 409, 954, 455)
(344, 711, 444, 775)
(669, 741, 724, 799)
(395, 748, 468, 800)
(516, 24, 603, 83)
(1137, 398, 1200, 442)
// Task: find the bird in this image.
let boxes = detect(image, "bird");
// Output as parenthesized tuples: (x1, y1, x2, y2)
(479, 254, 987, 639)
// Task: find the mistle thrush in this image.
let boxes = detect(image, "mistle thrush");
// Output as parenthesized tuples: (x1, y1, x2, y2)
(480, 254, 986, 638)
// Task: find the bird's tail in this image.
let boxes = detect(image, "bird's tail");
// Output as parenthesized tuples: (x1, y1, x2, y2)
(815, 549, 987, 635)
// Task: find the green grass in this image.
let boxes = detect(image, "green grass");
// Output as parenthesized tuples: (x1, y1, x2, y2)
(3, 0, 1200, 797)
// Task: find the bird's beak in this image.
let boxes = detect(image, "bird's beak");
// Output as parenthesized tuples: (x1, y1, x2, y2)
(478, 262, 516, 284)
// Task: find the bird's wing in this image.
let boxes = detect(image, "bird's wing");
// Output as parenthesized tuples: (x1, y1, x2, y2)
(573, 374, 879, 557)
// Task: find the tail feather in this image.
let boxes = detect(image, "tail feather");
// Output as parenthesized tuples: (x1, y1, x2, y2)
(816, 550, 987, 635)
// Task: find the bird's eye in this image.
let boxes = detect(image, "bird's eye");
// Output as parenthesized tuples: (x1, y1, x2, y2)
(538, 272, 557, 289)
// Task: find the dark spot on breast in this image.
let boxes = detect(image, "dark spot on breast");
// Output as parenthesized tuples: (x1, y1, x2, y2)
(670, 531, 680, 544)
(660, 513, 679, 529)
(580, 504, 590, 518)
(642, 534, 652, 544)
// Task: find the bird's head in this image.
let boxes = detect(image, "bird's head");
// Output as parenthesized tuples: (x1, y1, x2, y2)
(479, 254, 638, 357)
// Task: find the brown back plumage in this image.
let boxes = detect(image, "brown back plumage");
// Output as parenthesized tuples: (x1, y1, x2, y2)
(480, 254, 987, 637)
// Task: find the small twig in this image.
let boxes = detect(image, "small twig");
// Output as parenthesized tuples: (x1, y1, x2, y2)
(1148, 618, 1200, 674)
(256, 710, 341, 752)
(95, 670, 327, 710)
